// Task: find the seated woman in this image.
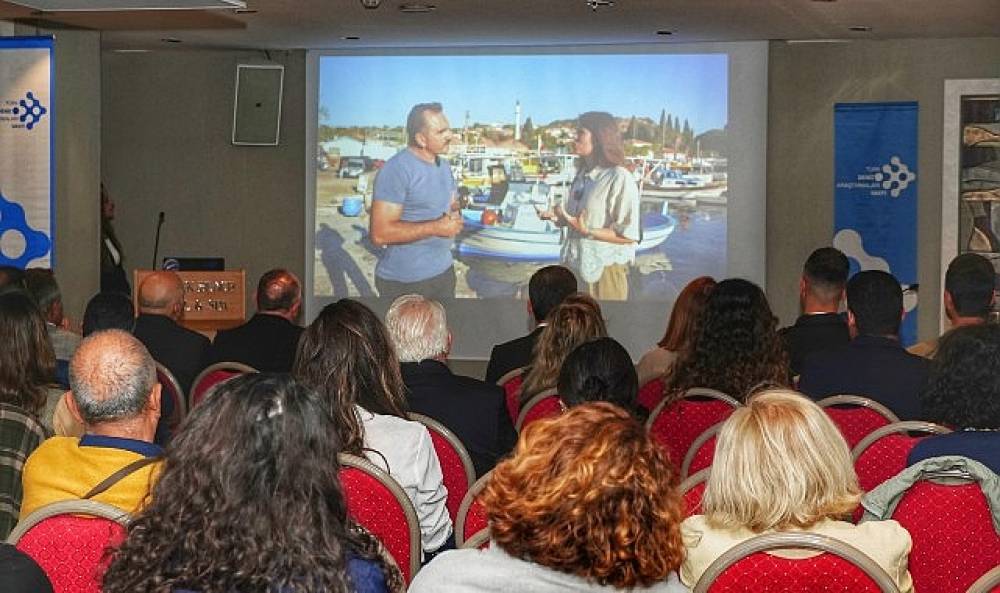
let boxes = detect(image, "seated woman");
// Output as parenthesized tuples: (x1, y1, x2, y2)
(666, 278, 789, 402)
(294, 299, 452, 555)
(518, 292, 607, 407)
(558, 337, 640, 418)
(635, 276, 716, 387)
(0, 291, 64, 433)
(410, 402, 687, 593)
(908, 323, 1000, 473)
(681, 389, 913, 592)
(102, 373, 402, 593)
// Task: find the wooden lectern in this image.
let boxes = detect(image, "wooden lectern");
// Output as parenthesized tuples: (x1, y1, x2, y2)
(133, 270, 246, 335)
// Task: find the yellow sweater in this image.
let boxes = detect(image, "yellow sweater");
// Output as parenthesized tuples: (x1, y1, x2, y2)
(20, 436, 162, 519)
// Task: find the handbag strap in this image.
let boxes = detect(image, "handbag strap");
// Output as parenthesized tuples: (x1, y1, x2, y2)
(82, 456, 161, 500)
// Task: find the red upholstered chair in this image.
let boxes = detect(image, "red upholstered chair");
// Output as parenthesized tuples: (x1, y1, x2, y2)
(645, 387, 740, 468)
(637, 377, 666, 412)
(818, 395, 899, 450)
(409, 413, 476, 523)
(496, 367, 525, 425)
(189, 362, 258, 409)
(967, 564, 1000, 593)
(515, 388, 564, 432)
(9, 500, 130, 593)
(692, 532, 901, 593)
(680, 468, 710, 518)
(338, 453, 420, 584)
(851, 421, 952, 492)
(889, 475, 1000, 593)
(455, 470, 492, 547)
(681, 422, 723, 480)
(154, 362, 186, 434)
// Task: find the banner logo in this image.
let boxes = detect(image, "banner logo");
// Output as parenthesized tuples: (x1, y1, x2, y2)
(0, 91, 47, 130)
(875, 156, 915, 198)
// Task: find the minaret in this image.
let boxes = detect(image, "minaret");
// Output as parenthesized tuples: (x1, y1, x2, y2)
(514, 100, 522, 142)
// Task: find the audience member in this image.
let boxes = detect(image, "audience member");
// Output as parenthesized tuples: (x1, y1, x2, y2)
(23, 268, 81, 362)
(779, 247, 850, 375)
(519, 293, 607, 406)
(102, 373, 401, 593)
(666, 278, 789, 402)
(410, 403, 687, 593)
(0, 544, 53, 593)
(798, 270, 928, 420)
(132, 270, 208, 441)
(0, 403, 48, 539)
(908, 323, 1000, 473)
(558, 337, 640, 417)
(82, 291, 135, 336)
(207, 268, 304, 372)
(386, 294, 516, 478)
(909, 253, 995, 358)
(0, 291, 63, 432)
(485, 265, 578, 384)
(635, 276, 715, 386)
(20, 330, 162, 518)
(100, 183, 130, 295)
(680, 389, 913, 592)
(294, 299, 452, 555)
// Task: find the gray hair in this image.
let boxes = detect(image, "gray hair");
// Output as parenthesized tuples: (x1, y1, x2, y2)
(69, 329, 157, 424)
(385, 294, 449, 363)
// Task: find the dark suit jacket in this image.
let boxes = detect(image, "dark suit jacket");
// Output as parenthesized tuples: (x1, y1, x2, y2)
(779, 312, 850, 376)
(401, 359, 517, 478)
(484, 326, 543, 384)
(797, 335, 929, 421)
(133, 313, 210, 395)
(207, 313, 303, 373)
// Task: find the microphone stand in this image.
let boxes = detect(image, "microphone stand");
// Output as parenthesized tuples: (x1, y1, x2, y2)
(152, 211, 165, 269)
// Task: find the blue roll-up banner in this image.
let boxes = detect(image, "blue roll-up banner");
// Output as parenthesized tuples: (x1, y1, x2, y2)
(0, 36, 53, 269)
(833, 101, 918, 345)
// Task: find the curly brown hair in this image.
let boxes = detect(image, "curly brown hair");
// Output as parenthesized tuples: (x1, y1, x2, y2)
(102, 374, 403, 593)
(520, 293, 607, 403)
(666, 278, 789, 402)
(482, 402, 685, 588)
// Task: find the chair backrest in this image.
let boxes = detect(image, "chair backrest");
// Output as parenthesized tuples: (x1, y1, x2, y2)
(455, 470, 492, 548)
(497, 367, 525, 425)
(154, 363, 186, 432)
(461, 527, 491, 550)
(338, 453, 421, 584)
(692, 532, 901, 593)
(681, 422, 723, 480)
(645, 387, 740, 467)
(409, 413, 476, 523)
(851, 421, 952, 492)
(817, 395, 900, 449)
(637, 377, 667, 412)
(967, 564, 1000, 593)
(890, 475, 1000, 593)
(0, 403, 50, 539)
(189, 361, 258, 408)
(8, 499, 130, 593)
(679, 468, 710, 518)
(515, 388, 563, 432)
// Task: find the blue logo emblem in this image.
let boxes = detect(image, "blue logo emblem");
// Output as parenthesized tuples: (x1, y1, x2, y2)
(0, 190, 51, 267)
(17, 92, 46, 130)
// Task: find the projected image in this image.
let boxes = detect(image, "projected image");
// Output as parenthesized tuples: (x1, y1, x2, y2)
(315, 53, 728, 301)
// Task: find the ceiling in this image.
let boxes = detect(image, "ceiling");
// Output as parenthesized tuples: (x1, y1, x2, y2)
(2, 0, 998, 51)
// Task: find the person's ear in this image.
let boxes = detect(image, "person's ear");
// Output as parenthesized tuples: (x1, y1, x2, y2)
(526, 300, 534, 318)
(65, 391, 85, 426)
(147, 383, 162, 420)
(943, 290, 956, 318)
(446, 331, 453, 356)
(415, 130, 427, 149)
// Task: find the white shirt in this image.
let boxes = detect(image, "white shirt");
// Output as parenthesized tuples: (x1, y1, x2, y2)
(356, 405, 452, 553)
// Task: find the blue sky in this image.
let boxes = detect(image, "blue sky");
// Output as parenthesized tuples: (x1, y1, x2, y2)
(319, 53, 728, 134)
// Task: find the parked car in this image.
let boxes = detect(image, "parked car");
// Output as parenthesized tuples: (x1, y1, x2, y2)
(339, 157, 367, 178)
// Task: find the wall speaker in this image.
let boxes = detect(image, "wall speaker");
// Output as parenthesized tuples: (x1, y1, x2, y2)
(232, 63, 284, 146)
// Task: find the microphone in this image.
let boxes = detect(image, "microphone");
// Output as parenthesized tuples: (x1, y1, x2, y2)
(152, 211, 165, 269)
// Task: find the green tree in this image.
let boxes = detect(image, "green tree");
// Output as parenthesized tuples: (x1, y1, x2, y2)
(521, 116, 535, 145)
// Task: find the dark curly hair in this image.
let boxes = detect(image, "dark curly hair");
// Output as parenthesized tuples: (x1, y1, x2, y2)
(558, 337, 640, 416)
(102, 373, 403, 593)
(666, 278, 789, 401)
(921, 323, 1000, 429)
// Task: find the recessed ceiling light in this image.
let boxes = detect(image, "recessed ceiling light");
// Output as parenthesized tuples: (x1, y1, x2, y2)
(655, 29, 673, 36)
(113, 49, 151, 53)
(161, 37, 182, 43)
(848, 25, 872, 32)
(342, 35, 361, 41)
(586, 0, 615, 9)
(398, 2, 435, 12)
(234, 8, 257, 13)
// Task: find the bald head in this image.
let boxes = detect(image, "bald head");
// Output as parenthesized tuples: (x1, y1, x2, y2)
(256, 269, 301, 318)
(70, 330, 157, 425)
(138, 271, 185, 319)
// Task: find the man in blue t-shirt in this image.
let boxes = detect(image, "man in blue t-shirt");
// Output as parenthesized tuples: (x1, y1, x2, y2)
(370, 102, 463, 301)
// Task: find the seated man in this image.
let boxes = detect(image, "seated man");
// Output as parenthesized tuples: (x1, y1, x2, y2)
(798, 270, 928, 420)
(206, 268, 303, 372)
(386, 294, 516, 477)
(20, 330, 163, 518)
(779, 247, 850, 376)
(24, 268, 81, 387)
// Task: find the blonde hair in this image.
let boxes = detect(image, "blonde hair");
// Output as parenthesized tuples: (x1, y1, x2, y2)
(385, 294, 449, 363)
(703, 389, 860, 532)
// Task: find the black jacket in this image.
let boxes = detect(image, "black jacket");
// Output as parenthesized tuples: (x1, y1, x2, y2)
(780, 312, 850, 376)
(207, 313, 303, 373)
(484, 326, 543, 384)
